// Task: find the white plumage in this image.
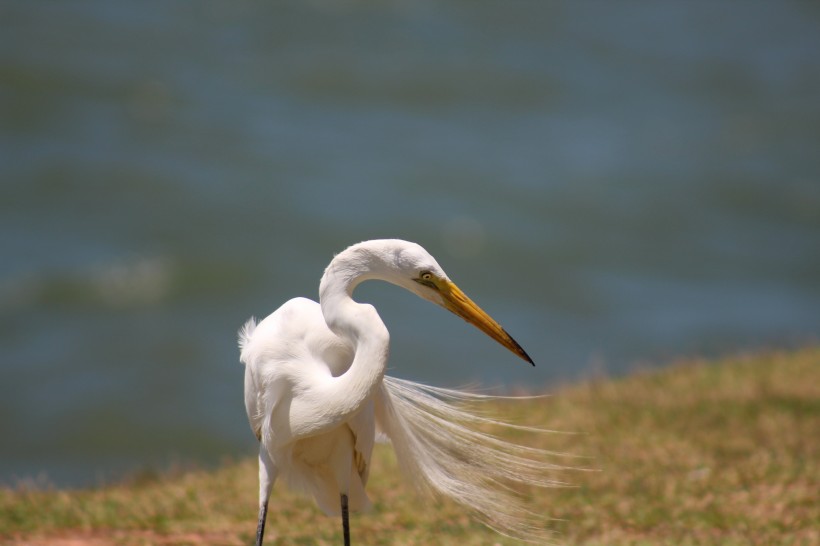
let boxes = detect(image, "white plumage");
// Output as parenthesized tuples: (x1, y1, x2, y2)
(239, 239, 562, 545)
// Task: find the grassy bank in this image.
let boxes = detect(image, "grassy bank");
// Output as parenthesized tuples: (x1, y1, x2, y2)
(2, 347, 818, 545)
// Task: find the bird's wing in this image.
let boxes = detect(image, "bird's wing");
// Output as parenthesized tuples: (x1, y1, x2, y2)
(239, 297, 355, 447)
(239, 298, 325, 444)
(243, 360, 263, 441)
(347, 399, 375, 485)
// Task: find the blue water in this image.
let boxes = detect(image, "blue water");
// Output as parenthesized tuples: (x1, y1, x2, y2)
(1, 1, 819, 486)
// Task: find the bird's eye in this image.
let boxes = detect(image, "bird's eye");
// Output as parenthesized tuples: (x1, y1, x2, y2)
(415, 270, 438, 289)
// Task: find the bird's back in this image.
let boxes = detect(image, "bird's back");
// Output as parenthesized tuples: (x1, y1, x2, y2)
(239, 298, 355, 440)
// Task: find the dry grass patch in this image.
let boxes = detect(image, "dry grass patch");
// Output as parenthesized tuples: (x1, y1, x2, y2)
(2, 347, 818, 545)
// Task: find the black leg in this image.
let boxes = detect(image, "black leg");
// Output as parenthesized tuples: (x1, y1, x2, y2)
(341, 494, 351, 546)
(256, 499, 269, 546)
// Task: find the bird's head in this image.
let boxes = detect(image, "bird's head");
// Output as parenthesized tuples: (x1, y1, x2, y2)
(389, 241, 534, 366)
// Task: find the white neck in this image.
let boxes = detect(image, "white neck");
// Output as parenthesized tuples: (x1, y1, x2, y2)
(289, 243, 394, 438)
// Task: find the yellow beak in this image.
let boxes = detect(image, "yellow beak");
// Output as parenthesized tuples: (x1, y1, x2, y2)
(439, 280, 534, 365)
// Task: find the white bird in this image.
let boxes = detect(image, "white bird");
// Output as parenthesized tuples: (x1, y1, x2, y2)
(239, 239, 561, 545)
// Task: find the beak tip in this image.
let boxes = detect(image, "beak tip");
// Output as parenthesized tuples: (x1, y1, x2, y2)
(514, 344, 534, 366)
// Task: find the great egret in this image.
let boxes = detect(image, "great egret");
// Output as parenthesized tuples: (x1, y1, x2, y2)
(239, 239, 561, 545)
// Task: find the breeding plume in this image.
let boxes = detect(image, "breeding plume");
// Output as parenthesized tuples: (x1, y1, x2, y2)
(239, 239, 561, 545)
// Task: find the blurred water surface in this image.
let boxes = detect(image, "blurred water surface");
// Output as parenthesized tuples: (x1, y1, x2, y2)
(1, 1, 819, 486)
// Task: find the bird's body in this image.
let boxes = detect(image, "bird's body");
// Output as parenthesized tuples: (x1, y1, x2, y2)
(240, 297, 372, 515)
(239, 240, 559, 545)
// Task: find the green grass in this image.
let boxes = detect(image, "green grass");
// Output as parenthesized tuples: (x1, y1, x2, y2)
(2, 347, 818, 545)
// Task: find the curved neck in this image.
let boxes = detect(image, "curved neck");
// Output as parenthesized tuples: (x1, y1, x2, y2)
(289, 247, 392, 439)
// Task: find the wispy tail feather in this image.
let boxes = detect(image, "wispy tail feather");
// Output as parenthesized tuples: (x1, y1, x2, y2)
(238, 317, 257, 364)
(376, 376, 575, 543)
